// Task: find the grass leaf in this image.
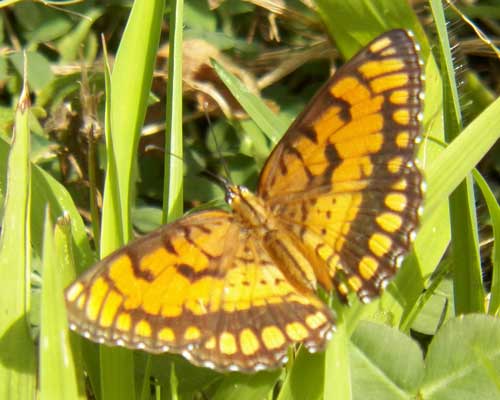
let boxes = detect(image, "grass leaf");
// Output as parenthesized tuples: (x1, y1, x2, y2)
(421, 314, 500, 399)
(213, 60, 287, 144)
(40, 212, 85, 399)
(98, 2, 164, 399)
(0, 61, 36, 399)
(163, 0, 183, 224)
(429, 0, 484, 314)
(473, 170, 500, 315)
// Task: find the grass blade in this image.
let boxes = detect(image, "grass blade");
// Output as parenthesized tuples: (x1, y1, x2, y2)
(429, 0, 484, 314)
(102, 0, 164, 245)
(99, 2, 164, 399)
(473, 170, 500, 315)
(425, 97, 500, 222)
(163, 0, 184, 223)
(0, 58, 36, 400)
(324, 322, 351, 400)
(315, 0, 429, 58)
(212, 59, 288, 144)
(39, 212, 85, 400)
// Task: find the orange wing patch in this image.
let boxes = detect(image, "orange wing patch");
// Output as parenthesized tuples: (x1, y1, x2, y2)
(65, 29, 423, 372)
(65, 210, 334, 371)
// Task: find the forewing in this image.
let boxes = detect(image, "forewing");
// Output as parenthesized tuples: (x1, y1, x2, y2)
(65, 210, 334, 372)
(257, 30, 424, 301)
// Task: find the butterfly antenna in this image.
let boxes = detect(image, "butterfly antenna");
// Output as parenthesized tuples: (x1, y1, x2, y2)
(203, 106, 233, 184)
(200, 170, 232, 193)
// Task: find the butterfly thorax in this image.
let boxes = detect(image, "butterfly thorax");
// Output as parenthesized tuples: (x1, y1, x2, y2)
(226, 184, 277, 232)
(226, 184, 320, 293)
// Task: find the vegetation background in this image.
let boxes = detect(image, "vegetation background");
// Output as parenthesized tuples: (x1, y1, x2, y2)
(0, 0, 499, 399)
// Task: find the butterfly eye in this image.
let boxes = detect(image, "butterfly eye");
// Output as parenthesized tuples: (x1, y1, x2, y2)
(225, 187, 237, 204)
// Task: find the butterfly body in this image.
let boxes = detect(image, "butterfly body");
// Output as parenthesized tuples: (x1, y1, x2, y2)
(65, 29, 424, 372)
(228, 184, 322, 293)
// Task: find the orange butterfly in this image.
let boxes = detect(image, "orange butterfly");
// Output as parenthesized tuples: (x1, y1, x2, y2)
(65, 29, 424, 372)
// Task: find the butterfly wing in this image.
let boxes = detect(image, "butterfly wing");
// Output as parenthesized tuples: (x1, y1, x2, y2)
(257, 30, 424, 301)
(65, 210, 334, 371)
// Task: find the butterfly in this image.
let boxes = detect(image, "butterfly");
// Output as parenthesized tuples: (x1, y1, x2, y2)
(65, 29, 424, 372)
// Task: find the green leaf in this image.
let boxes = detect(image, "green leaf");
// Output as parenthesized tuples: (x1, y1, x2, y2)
(277, 348, 325, 400)
(184, 0, 217, 32)
(56, 8, 103, 62)
(350, 322, 424, 400)
(148, 354, 220, 397)
(213, 371, 279, 400)
(421, 314, 500, 399)
(132, 206, 163, 233)
(9, 51, 53, 92)
(409, 279, 454, 335)
(315, 0, 428, 59)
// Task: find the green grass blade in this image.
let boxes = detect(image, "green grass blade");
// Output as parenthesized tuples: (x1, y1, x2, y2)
(99, 32, 135, 400)
(139, 357, 154, 400)
(324, 322, 351, 400)
(213, 371, 279, 400)
(100, 35, 124, 256)
(163, 0, 183, 223)
(277, 351, 325, 400)
(39, 212, 85, 400)
(1, 135, 100, 397)
(31, 160, 95, 273)
(103, 0, 164, 244)
(169, 364, 179, 400)
(430, 0, 484, 314)
(0, 131, 98, 398)
(212, 59, 288, 144)
(425, 96, 500, 221)
(473, 170, 500, 315)
(0, 134, 95, 274)
(0, 64, 36, 399)
(0, 0, 23, 7)
(98, 2, 164, 399)
(315, 0, 428, 58)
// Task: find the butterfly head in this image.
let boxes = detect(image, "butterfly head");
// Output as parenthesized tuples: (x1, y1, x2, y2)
(199, 171, 248, 205)
(224, 184, 247, 203)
